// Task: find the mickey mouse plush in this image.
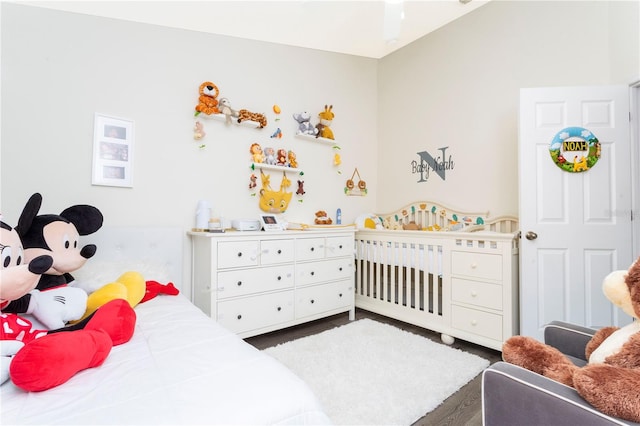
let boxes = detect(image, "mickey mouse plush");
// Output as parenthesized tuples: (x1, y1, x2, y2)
(502, 256, 640, 422)
(2, 193, 102, 329)
(1, 219, 136, 392)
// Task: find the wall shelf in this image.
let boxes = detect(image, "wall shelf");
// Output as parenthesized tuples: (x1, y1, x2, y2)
(295, 133, 337, 146)
(251, 163, 302, 175)
(197, 112, 262, 129)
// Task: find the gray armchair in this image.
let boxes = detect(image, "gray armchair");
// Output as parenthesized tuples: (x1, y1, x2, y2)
(482, 321, 640, 426)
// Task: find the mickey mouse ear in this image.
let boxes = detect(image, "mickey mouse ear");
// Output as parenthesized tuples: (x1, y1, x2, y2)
(60, 205, 103, 236)
(16, 193, 42, 237)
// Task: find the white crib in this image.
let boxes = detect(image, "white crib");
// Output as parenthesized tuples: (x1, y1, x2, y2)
(354, 201, 519, 351)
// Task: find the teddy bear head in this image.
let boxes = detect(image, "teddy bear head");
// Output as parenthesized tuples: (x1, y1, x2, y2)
(199, 81, 219, 99)
(602, 257, 640, 319)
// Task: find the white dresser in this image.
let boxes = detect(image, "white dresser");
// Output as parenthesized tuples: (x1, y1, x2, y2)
(189, 229, 355, 338)
(448, 238, 519, 350)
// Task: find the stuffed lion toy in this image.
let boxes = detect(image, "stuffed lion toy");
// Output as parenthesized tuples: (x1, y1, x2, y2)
(502, 256, 640, 422)
(194, 81, 220, 116)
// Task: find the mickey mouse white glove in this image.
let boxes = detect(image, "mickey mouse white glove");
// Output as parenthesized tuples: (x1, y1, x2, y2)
(28, 287, 88, 330)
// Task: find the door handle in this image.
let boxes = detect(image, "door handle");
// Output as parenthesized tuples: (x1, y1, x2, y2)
(525, 231, 538, 240)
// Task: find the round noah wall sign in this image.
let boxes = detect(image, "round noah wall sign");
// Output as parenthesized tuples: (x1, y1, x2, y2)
(549, 126, 601, 173)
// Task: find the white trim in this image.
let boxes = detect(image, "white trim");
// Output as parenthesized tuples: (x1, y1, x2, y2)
(630, 79, 640, 259)
(482, 366, 631, 425)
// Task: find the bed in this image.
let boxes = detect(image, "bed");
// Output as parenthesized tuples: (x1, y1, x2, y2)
(1, 227, 331, 425)
(354, 202, 519, 351)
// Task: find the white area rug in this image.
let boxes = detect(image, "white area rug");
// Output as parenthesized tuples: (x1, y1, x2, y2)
(264, 319, 489, 425)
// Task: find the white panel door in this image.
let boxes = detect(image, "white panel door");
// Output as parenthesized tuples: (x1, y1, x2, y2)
(519, 85, 633, 341)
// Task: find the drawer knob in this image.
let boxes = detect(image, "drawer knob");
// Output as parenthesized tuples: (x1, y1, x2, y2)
(237, 314, 242, 320)
(277, 306, 282, 311)
(310, 299, 315, 304)
(471, 320, 477, 326)
(237, 252, 243, 257)
(339, 293, 343, 297)
(339, 244, 343, 249)
(310, 247, 315, 252)
(277, 249, 282, 254)
(310, 271, 315, 276)
(471, 291, 477, 297)
(470, 262, 477, 269)
(277, 276, 282, 281)
(237, 281, 242, 286)
(339, 267, 343, 271)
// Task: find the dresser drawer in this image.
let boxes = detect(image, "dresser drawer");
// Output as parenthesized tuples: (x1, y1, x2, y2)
(451, 278, 502, 311)
(296, 237, 326, 261)
(217, 291, 294, 335)
(325, 236, 353, 258)
(451, 251, 502, 281)
(217, 265, 294, 299)
(296, 258, 353, 286)
(296, 280, 353, 319)
(451, 304, 502, 341)
(217, 241, 259, 269)
(260, 239, 295, 264)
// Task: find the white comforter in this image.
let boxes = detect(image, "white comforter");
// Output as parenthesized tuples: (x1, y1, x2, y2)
(1, 295, 331, 425)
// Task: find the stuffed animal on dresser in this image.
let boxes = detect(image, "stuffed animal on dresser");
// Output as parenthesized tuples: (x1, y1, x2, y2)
(502, 256, 640, 423)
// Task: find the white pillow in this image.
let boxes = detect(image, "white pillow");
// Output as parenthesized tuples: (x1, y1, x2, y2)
(71, 260, 172, 294)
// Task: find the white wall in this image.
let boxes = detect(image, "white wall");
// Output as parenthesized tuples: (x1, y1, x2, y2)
(377, 0, 639, 217)
(0, 3, 379, 297)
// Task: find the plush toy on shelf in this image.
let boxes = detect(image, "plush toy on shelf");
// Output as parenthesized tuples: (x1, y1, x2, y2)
(218, 97, 238, 124)
(277, 149, 287, 166)
(264, 147, 277, 165)
(502, 257, 640, 423)
(194, 81, 220, 116)
(237, 109, 267, 128)
(293, 111, 318, 136)
(287, 150, 298, 168)
(315, 105, 335, 139)
(250, 143, 265, 163)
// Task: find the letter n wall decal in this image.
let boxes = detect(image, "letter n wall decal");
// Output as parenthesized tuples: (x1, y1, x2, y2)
(411, 147, 455, 183)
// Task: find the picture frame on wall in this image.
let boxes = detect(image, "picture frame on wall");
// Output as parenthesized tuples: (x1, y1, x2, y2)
(92, 113, 134, 187)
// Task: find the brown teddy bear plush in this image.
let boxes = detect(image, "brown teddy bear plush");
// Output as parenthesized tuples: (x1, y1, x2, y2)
(502, 256, 640, 422)
(314, 211, 332, 225)
(194, 81, 220, 116)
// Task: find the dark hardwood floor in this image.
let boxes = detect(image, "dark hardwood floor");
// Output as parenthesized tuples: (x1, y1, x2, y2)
(245, 308, 502, 426)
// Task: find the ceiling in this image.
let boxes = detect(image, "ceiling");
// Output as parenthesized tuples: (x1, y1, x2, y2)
(18, 0, 490, 59)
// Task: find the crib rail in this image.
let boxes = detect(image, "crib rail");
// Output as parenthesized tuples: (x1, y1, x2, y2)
(375, 200, 519, 234)
(354, 232, 449, 330)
